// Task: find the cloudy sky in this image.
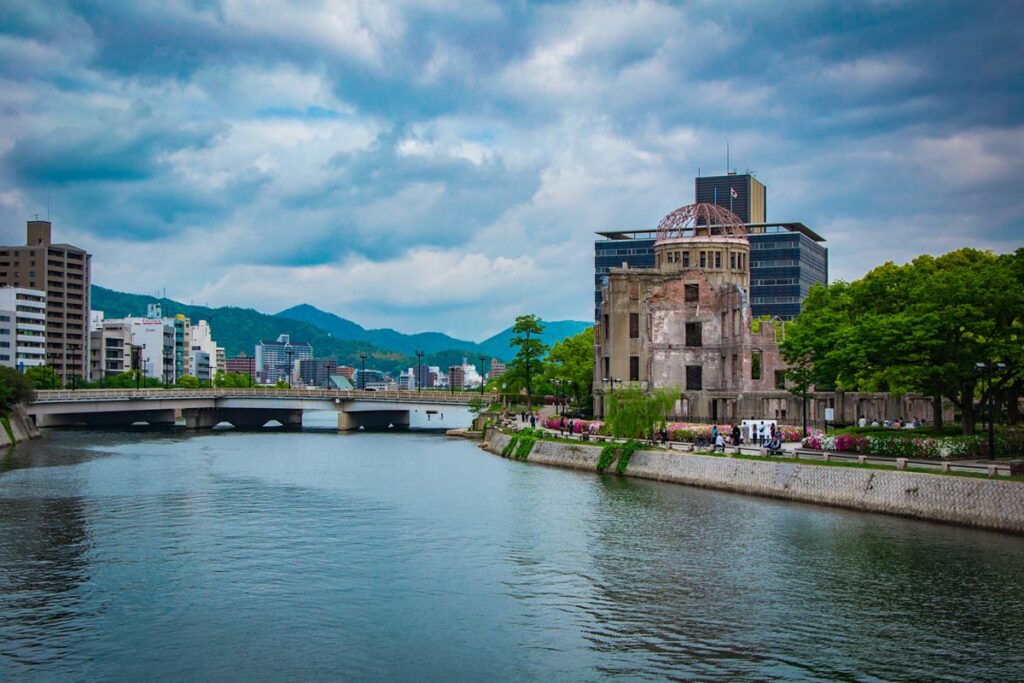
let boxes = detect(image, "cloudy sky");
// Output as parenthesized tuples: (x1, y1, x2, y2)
(1, 1, 1021, 339)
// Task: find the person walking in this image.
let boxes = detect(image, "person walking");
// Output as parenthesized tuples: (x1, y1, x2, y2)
(529, 413, 536, 429)
(758, 421, 767, 446)
(731, 424, 741, 447)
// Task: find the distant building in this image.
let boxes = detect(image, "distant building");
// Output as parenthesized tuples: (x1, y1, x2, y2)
(298, 358, 337, 387)
(355, 368, 385, 389)
(0, 287, 47, 371)
(595, 173, 827, 321)
(190, 320, 220, 376)
(255, 334, 313, 384)
(489, 358, 506, 379)
(397, 369, 415, 390)
(225, 353, 256, 382)
(0, 220, 91, 383)
(89, 316, 132, 379)
(190, 350, 211, 383)
(414, 364, 433, 389)
(448, 365, 465, 390)
(337, 365, 355, 380)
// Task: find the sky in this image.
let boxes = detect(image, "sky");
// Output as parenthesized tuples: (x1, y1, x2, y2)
(1, 0, 1022, 340)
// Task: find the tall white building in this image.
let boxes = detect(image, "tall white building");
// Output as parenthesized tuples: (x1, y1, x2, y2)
(0, 287, 47, 371)
(190, 320, 220, 376)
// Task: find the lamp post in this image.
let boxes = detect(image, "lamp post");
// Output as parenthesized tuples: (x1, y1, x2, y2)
(601, 377, 621, 419)
(478, 355, 486, 396)
(359, 352, 368, 391)
(552, 379, 564, 416)
(415, 350, 423, 393)
(976, 361, 1006, 458)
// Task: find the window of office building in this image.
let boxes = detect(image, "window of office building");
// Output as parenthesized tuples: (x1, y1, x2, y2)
(685, 284, 699, 302)
(686, 365, 702, 390)
(629, 356, 639, 381)
(629, 312, 639, 338)
(685, 322, 702, 347)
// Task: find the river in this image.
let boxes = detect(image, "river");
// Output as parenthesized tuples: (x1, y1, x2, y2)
(1, 425, 1023, 681)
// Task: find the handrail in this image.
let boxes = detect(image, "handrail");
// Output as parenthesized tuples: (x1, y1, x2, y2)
(32, 388, 484, 404)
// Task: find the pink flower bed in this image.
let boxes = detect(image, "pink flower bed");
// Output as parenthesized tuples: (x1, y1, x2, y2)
(543, 416, 602, 434)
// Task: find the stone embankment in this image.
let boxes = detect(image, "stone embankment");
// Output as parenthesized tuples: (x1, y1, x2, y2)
(482, 428, 1024, 535)
(1, 405, 42, 448)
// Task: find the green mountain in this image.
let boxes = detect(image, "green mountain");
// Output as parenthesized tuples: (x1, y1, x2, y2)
(476, 320, 593, 359)
(278, 303, 592, 361)
(277, 304, 479, 356)
(91, 285, 404, 370)
(91, 285, 592, 377)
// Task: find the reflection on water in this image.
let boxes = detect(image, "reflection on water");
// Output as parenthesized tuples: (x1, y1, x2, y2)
(1, 428, 1022, 681)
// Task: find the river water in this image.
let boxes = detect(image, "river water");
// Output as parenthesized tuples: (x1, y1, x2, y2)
(1, 425, 1023, 682)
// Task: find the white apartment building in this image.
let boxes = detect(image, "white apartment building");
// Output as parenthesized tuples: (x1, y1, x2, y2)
(89, 316, 133, 380)
(0, 287, 47, 370)
(190, 320, 220, 376)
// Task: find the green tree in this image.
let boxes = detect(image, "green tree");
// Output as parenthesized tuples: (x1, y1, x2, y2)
(0, 367, 36, 415)
(25, 365, 61, 389)
(543, 326, 594, 415)
(215, 371, 252, 388)
(508, 314, 548, 408)
(781, 248, 1024, 435)
(604, 387, 675, 439)
(176, 374, 200, 388)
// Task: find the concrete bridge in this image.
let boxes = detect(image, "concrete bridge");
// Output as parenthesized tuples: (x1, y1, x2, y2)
(27, 388, 485, 431)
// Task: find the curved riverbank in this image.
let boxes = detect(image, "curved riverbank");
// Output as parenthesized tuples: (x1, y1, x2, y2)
(482, 428, 1024, 534)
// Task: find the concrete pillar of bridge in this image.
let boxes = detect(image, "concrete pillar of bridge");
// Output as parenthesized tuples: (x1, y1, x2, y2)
(337, 410, 359, 432)
(183, 408, 224, 430)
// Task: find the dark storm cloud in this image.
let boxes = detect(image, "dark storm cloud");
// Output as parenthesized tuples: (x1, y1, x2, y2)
(6, 100, 222, 185)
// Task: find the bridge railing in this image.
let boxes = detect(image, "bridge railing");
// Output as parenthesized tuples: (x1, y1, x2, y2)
(33, 388, 489, 404)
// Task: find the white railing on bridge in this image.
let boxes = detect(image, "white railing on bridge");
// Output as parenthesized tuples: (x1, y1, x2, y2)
(33, 388, 488, 404)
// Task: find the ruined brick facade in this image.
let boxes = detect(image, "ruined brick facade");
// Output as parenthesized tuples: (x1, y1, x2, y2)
(594, 203, 951, 425)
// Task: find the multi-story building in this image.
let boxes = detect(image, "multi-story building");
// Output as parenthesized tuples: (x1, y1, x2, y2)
(595, 174, 827, 321)
(0, 287, 47, 371)
(297, 358, 337, 387)
(595, 202, 788, 420)
(189, 320, 220, 376)
(414, 364, 433, 389)
(189, 351, 211, 383)
(225, 353, 256, 382)
(88, 316, 133, 379)
(355, 368, 385, 389)
(397, 369, 415, 390)
(171, 314, 191, 382)
(0, 220, 91, 382)
(488, 358, 506, 380)
(448, 365, 465, 390)
(255, 334, 313, 384)
(694, 172, 766, 224)
(337, 365, 355, 380)
(122, 317, 172, 383)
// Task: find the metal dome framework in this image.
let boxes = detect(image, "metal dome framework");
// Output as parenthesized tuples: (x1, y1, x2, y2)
(655, 202, 747, 242)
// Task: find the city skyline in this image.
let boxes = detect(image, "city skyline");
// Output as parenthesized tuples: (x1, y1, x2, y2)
(1, 1, 1021, 339)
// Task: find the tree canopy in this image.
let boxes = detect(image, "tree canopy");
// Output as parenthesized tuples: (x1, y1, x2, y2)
(508, 314, 548, 407)
(0, 367, 36, 415)
(25, 365, 61, 389)
(781, 248, 1024, 434)
(542, 326, 594, 414)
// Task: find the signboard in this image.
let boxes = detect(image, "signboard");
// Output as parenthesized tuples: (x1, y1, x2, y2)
(824, 408, 835, 422)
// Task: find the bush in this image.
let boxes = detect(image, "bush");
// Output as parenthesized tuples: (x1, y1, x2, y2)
(0, 367, 36, 414)
(802, 429, 1024, 460)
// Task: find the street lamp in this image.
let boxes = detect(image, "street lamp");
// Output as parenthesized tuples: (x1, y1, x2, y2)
(976, 361, 1006, 459)
(415, 350, 423, 393)
(478, 355, 486, 396)
(359, 352, 368, 390)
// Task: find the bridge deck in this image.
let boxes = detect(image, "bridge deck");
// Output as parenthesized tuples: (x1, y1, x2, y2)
(32, 388, 487, 405)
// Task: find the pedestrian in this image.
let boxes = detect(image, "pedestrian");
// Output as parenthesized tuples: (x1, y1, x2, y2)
(758, 421, 766, 446)
(715, 432, 726, 453)
(560, 417, 566, 436)
(711, 425, 719, 443)
(731, 424, 741, 447)
(661, 424, 669, 444)
(529, 413, 536, 429)
(568, 418, 575, 436)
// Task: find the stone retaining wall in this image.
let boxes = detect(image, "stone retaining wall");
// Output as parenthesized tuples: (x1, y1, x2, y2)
(483, 429, 1024, 535)
(0, 405, 42, 448)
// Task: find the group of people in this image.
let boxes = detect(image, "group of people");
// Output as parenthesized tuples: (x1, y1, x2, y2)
(858, 416, 924, 429)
